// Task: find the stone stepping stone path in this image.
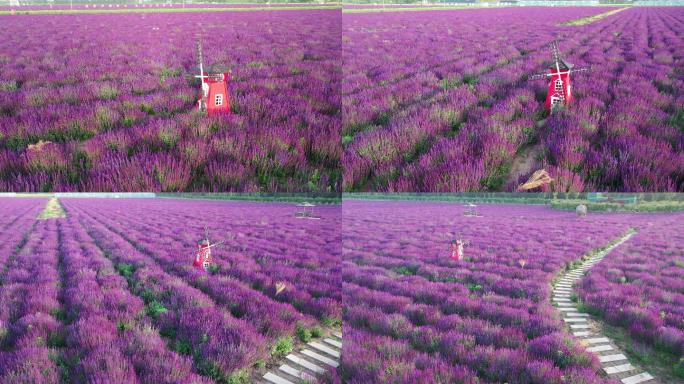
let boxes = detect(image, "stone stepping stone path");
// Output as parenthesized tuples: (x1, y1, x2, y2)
(262, 330, 342, 384)
(551, 232, 658, 384)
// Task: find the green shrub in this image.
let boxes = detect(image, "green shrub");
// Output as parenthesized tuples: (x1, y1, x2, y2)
(146, 301, 168, 319)
(270, 336, 294, 358)
(296, 323, 312, 343)
(674, 358, 684, 379)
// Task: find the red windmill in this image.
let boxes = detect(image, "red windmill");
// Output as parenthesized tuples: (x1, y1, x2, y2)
(195, 41, 230, 115)
(193, 228, 224, 272)
(529, 41, 590, 113)
(450, 237, 469, 262)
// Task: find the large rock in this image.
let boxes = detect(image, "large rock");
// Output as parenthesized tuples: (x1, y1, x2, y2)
(576, 204, 587, 217)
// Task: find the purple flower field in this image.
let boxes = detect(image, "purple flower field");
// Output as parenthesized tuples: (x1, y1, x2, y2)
(341, 200, 684, 383)
(0, 197, 341, 383)
(577, 220, 684, 357)
(342, 7, 684, 192)
(0, 9, 340, 192)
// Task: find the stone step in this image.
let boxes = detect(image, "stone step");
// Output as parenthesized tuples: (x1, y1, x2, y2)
(587, 344, 613, 353)
(332, 331, 342, 338)
(564, 317, 587, 323)
(573, 331, 591, 337)
(556, 302, 573, 307)
(604, 363, 635, 375)
(324, 338, 342, 349)
(565, 312, 589, 317)
(558, 307, 577, 311)
(285, 354, 326, 374)
(621, 372, 654, 384)
(301, 349, 339, 367)
(279, 364, 315, 381)
(585, 337, 609, 344)
(263, 372, 295, 384)
(308, 342, 341, 358)
(553, 297, 571, 302)
(570, 324, 590, 329)
(599, 354, 627, 363)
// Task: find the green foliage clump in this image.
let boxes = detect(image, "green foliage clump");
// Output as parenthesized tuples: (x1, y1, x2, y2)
(674, 358, 684, 379)
(391, 265, 419, 276)
(321, 316, 341, 328)
(95, 106, 116, 131)
(270, 336, 294, 358)
(296, 323, 312, 343)
(146, 301, 168, 319)
(115, 263, 135, 279)
(227, 369, 250, 384)
(98, 85, 119, 100)
(440, 76, 461, 90)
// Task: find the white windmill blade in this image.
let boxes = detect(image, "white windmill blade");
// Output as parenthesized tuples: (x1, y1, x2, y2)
(528, 72, 550, 80)
(550, 40, 561, 63)
(569, 66, 591, 74)
(205, 240, 225, 249)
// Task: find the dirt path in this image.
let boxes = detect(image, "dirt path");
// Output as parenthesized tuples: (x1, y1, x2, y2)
(507, 143, 544, 187)
(38, 197, 66, 220)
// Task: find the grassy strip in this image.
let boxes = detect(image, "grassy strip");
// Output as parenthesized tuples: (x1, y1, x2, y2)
(157, 192, 341, 204)
(551, 199, 684, 213)
(38, 198, 67, 220)
(560, 7, 628, 26)
(344, 193, 684, 211)
(343, 5, 501, 13)
(0, 5, 339, 15)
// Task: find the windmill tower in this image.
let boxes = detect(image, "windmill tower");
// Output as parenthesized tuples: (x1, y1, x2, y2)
(193, 227, 224, 272)
(529, 41, 590, 112)
(195, 41, 231, 115)
(450, 236, 469, 261)
(295, 202, 320, 220)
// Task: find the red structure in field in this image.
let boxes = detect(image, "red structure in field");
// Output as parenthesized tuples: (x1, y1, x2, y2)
(195, 41, 230, 115)
(529, 42, 590, 113)
(193, 229, 224, 272)
(450, 238, 467, 261)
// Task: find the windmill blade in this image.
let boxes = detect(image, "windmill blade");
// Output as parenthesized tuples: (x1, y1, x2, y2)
(550, 40, 561, 64)
(569, 66, 591, 74)
(528, 73, 550, 80)
(205, 241, 225, 250)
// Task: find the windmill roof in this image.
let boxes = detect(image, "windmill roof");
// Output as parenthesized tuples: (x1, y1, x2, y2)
(559, 58, 574, 70)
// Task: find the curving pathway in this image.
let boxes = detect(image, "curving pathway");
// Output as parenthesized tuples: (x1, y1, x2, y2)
(552, 231, 658, 384)
(261, 330, 342, 384)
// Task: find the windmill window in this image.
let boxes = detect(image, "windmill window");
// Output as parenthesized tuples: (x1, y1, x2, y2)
(215, 94, 223, 106)
(554, 79, 563, 92)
